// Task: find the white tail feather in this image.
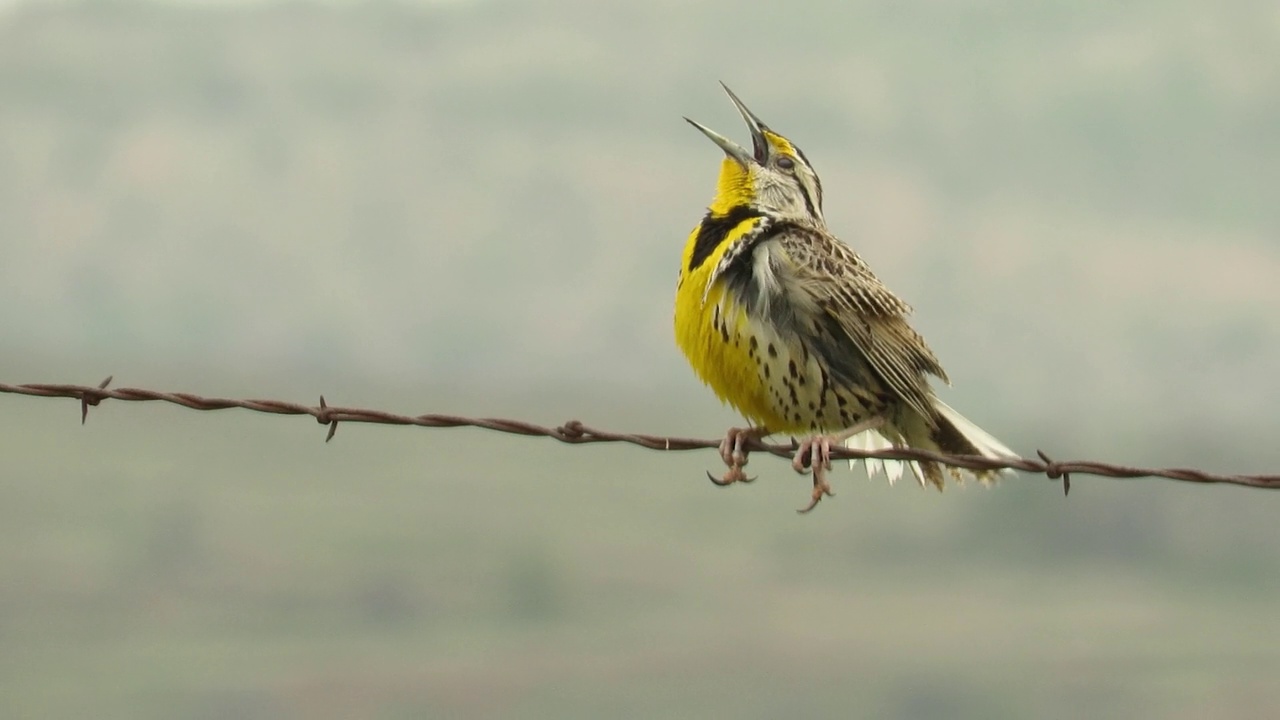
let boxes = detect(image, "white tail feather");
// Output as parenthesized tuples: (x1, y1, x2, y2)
(846, 400, 1014, 488)
(933, 400, 1017, 462)
(846, 429, 917, 486)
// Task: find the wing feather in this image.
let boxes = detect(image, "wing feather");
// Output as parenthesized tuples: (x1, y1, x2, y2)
(775, 225, 946, 424)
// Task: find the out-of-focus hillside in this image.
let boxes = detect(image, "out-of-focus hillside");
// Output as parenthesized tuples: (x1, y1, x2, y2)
(2, 1, 1277, 419)
(1, 2, 1278, 718)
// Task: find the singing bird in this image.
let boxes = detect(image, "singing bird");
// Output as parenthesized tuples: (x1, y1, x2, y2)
(674, 84, 1014, 512)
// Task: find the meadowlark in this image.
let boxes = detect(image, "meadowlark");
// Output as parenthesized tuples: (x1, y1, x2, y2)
(674, 84, 1015, 512)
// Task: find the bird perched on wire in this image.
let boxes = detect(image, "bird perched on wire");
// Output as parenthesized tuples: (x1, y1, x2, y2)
(674, 84, 1015, 512)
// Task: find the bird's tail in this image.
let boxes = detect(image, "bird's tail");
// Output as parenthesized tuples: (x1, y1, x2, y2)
(847, 400, 1016, 490)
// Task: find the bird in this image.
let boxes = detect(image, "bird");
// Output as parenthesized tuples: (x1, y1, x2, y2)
(674, 84, 1015, 512)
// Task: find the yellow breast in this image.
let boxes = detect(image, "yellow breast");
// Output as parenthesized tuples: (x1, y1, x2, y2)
(675, 285, 782, 429)
(673, 211, 799, 432)
(675, 210, 884, 435)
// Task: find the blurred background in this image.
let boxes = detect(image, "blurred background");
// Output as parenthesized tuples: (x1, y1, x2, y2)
(2, 0, 1278, 717)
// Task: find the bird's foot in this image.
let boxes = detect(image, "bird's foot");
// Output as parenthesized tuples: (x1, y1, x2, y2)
(790, 418, 889, 513)
(706, 425, 767, 487)
(792, 435, 837, 513)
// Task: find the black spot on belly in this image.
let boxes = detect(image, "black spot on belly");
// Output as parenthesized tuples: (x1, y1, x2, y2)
(767, 343, 778, 358)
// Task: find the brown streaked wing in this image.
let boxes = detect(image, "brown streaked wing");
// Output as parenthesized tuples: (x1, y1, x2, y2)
(776, 225, 947, 423)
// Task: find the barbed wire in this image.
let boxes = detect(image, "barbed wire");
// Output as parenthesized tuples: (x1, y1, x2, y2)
(3, 377, 1279, 495)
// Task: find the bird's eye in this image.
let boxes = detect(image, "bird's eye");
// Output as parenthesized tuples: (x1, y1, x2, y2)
(776, 156, 795, 171)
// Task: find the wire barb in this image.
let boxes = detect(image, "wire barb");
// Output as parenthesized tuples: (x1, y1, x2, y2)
(1038, 449, 1070, 496)
(80, 375, 113, 424)
(3, 379, 1279, 491)
(317, 395, 339, 442)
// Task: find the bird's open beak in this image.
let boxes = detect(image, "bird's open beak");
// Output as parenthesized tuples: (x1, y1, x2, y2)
(685, 83, 772, 167)
(684, 117, 754, 167)
(718, 82, 771, 163)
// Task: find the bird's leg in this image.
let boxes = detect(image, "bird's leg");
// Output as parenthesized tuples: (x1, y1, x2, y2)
(792, 417, 886, 513)
(707, 425, 769, 487)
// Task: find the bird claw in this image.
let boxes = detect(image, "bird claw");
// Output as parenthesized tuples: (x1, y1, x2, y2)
(707, 426, 765, 488)
(792, 435, 836, 513)
(706, 469, 756, 486)
(704, 428, 846, 510)
(718, 443, 736, 468)
(797, 477, 835, 514)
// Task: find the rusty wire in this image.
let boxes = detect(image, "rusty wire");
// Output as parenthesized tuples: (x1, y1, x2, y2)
(3, 377, 1279, 494)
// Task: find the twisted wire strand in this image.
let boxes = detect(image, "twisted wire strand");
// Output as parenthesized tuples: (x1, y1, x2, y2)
(3, 377, 1278, 492)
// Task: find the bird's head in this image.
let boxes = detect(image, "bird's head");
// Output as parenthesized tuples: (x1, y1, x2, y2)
(685, 83, 825, 224)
